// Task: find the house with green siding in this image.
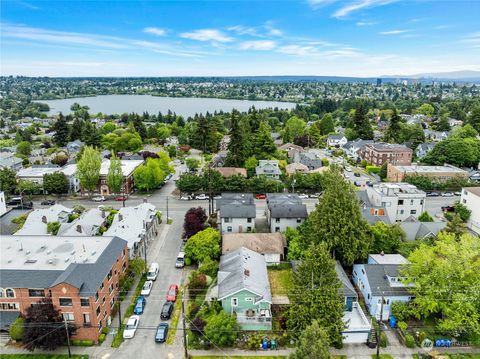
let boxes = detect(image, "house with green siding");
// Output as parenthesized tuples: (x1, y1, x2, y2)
(218, 247, 272, 330)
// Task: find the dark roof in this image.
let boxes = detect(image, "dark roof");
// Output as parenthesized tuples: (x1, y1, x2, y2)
(0, 311, 20, 331)
(335, 262, 357, 299)
(220, 203, 256, 218)
(0, 269, 63, 288)
(362, 264, 411, 297)
(216, 193, 254, 209)
(270, 204, 307, 218)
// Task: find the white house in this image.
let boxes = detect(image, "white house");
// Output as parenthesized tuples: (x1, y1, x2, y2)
(14, 204, 73, 236)
(16, 164, 80, 193)
(265, 193, 307, 233)
(327, 134, 348, 147)
(461, 187, 480, 235)
(0, 191, 6, 217)
(256, 160, 281, 180)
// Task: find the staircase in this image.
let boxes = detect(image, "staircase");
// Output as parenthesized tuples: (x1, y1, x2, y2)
(367, 327, 378, 348)
(0, 332, 10, 346)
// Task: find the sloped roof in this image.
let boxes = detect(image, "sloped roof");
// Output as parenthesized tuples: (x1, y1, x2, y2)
(218, 247, 271, 303)
(399, 221, 447, 241)
(14, 204, 73, 236)
(270, 203, 307, 218)
(58, 208, 106, 236)
(361, 264, 411, 297)
(214, 167, 247, 177)
(286, 163, 309, 174)
(219, 203, 256, 218)
(222, 233, 286, 255)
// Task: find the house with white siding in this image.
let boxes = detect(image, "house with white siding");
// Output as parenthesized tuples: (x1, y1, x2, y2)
(217, 193, 256, 234)
(265, 193, 307, 233)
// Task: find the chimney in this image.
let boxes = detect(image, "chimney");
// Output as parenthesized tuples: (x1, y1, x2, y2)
(42, 215, 47, 223)
(380, 251, 385, 256)
(76, 225, 82, 233)
(101, 209, 105, 218)
(118, 213, 123, 221)
(244, 269, 250, 277)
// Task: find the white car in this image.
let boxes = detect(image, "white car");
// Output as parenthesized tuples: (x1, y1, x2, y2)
(298, 194, 309, 199)
(213, 195, 222, 200)
(123, 315, 140, 339)
(195, 194, 209, 200)
(180, 194, 193, 200)
(344, 174, 350, 179)
(92, 196, 105, 202)
(345, 167, 352, 172)
(141, 280, 153, 296)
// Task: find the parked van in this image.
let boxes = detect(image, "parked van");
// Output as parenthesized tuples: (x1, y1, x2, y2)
(175, 252, 185, 268)
(146, 262, 159, 281)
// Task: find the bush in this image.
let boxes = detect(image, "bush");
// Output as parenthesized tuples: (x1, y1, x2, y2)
(98, 333, 106, 344)
(366, 165, 381, 174)
(47, 221, 61, 235)
(101, 327, 109, 335)
(391, 302, 414, 322)
(418, 331, 427, 345)
(198, 257, 219, 278)
(184, 257, 192, 266)
(9, 316, 25, 341)
(380, 332, 388, 348)
(405, 334, 415, 348)
(189, 273, 207, 298)
(398, 321, 408, 334)
(187, 302, 201, 318)
(71, 339, 95, 346)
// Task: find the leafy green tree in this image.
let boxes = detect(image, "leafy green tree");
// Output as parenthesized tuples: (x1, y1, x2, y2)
(17, 180, 40, 196)
(319, 113, 335, 135)
(417, 103, 435, 117)
(133, 158, 165, 191)
(244, 156, 258, 178)
(186, 157, 200, 171)
(290, 320, 331, 359)
(283, 116, 306, 143)
(101, 121, 116, 135)
(185, 228, 221, 263)
(402, 232, 480, 335)
(225, 110, 248, 167)
(253, 121, 277, 159)
(449, 124, 478, 139)
(76, 146, 101, 196)
(436, 113, 451, 131)
(468, 105, 480, 132)
(9, 316, 25, 341)
(248, 175, 284, 194)
(43, 172, 69, 195)
(107, 154, 123, 194)
(204, 311, 240, 347)
(423, 137, 480, 168)
(288, 243, 345, 346)
(301, 170, 372, 265)
(370, 222, 405, 253)
(353, 102, 373, 140)
(223, 174, 247, 192)
(378, 161, 388, 180)
(418, 211, 434, 222)
(157, 124, 171, 143)
(444, 214, 467, 238)
(16, 141, 32, 156)
(286, 227, 303, 260)
(176, 173, 203, 193)
(454, 202, 471, 222)
(0, 167, 17, 194)
(52, 113, 69, 146)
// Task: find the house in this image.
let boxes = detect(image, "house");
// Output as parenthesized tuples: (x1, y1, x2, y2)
(278, 143, 304, 161)
(415, 143, 435, 159)
(16, 164, 80, 193)
(0, 191, 6, 217)
(359, 143, 413, 167)
(353, 254, 413, 320)
(256, 160, 281, 180)
(61, 163, 81, 193)
(96, 159, 144, 195)
(364, 183, 426, 223)
(270, 132, 282, 146)
(460, 187, 480, 235)
(103, 203, 160, 258)
(217, 193, 256, 234)
(299, 152, 322, 170)
(399, 221, 447, 241)
(213, 167, 247, 178)
(367, 254, 409, 265)
(66, 140, 84, 154)
(14, 204, 73, 236)
(217, 247, 272, 330)
(222, 232, 286, 265)
(212, 151, 228, 168)
(58, 208, 108, 236)
(0, 235, 128, 342)
(357, 191, 391, 225)
(285, 162, 309, 175)
(424, 130, 448, 142)
(386, 163, 469, 183)
(343, 140, 374, 160)
(448, 118, 463, 128)
(0, 152, 23, 171)
(468, 170, 480, 183)
(327, 134, 348, 147)
(265, 193, 307, 233)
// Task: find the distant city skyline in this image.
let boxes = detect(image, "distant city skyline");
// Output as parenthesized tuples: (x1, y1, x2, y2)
(1, 0, 479, 77)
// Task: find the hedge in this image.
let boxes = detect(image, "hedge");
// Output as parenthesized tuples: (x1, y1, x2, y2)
(405, 334, 415, 348)
(9, 317, 24, 341)
(70, 339, 95, 346)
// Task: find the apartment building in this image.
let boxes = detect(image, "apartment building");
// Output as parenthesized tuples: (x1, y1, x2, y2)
(95, 159, 144, 196)
(461, 187, 480, 235)
(359, 143, 413, 167)
(387, 163, 469, 182)
(0, 235, 128, 342)
(216, 193, 256, 234)
(265, 193, 307, 233)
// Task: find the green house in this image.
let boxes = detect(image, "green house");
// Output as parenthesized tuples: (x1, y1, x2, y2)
(218, 247, 272, 330)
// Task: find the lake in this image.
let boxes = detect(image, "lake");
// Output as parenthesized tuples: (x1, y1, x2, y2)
(41, 95, 296, 117)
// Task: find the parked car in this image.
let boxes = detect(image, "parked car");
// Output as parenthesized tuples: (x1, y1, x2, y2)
(195, 194, 209, 200)
(155, 323, 169, 343)
(123, 315, 140, 339)
(141, 281, 153, 296)
(114, 196, 128, 201)
(366, 181, 374, 187)
(354, 172, 361, 177)
(442, 205, 455, 212)
(298, 193, 309, 199)
(255, 194, 266, 199)
(134, 296, 147, 315)
(175, 252, 185, 268)
(353, 181, 361, 187)
(344, 174, 350, 179)
(213, 195, 222, 200)
(6, 197, 22, 206)
(426, 192, 440, 197)
(41, 200, 55, 206)
(454, 192, 462, 196)
(180, 194, 193, 200)
(345, 167, 352, 172)
(147, 263, 159, 281)
(442, 192, 454, 197)
(160, 301, 174, 320)
(92, 195, 106, 202)
(309, 193, 321, 198)
(166, 284, 179, 302)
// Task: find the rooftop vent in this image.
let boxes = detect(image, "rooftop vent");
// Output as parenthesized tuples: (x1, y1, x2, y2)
(48, 259, 53, 264)
(91, 250, 96, 256)
(46, 250, 51, 254)
(25, 259, 37, 264)
(70, 250, 76, 255)
(26, 250, 31, 255)
(244, 269, 250, 277)
(65, 257, 70, 263)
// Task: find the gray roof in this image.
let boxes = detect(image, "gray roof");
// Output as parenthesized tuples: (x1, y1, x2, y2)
(399, 221, 447, 241)
(356, 191, 391, 225)
(270, 203, 307, 218)
(216, 193, 254, 209)
(335, 262, 357, 299)
(362, 264, 411, 297)
(0, 311, 20, 331)
(0, 269, 63, 288)
(218, 247, 271, 303)
(219, 203, 256, 218)
(328, 134, 346, 140)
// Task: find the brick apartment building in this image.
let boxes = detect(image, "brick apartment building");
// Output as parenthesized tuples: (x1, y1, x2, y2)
(359, 143, 413, 167)
(386, 163, 469, 182)
(0, 235, 128, 342)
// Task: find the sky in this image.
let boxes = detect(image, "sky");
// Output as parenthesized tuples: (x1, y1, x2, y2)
(1, 0, 480, 77)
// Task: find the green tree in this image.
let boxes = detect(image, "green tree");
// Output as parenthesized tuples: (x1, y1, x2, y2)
(204, 311, 240, 347)
(378, 161, 388, 180)
(83, 122, 101, 147)
(184, 228, 221, 263)
(52, 113, 69, 146)
(423, 137, 480, 168)
(76, 146, 101, 196)
(43, 172, 69, 195)
(225, 110, 248, 167)
(16, 141, 32, 156)
(9, 316, 25, 341)
(417, 103, 435, 117)
(319, 113, 335, 135)
(454, 202, 471, 222)
(449, 124, 478, 139)
(176, 173, 203, 193)
(283, 116, 306, 143)
(107, 154, 123, 195)
(444, 214, 467, 238)
(384, 109, 402, 143)
(69, 118, 84, 141)
(17, 180, 40, 196)
(244, 156, 258, 178)
(0, 167, 17, 194)
(436, 113, 451, 131)
(301, 170, 372, 265)
(133, 158, 166, 191)
(186, 157, 200, 171)
(290, 320, 331, 359)
(157, 124, 171, 143)
(253, 121, 277, 159)
(402, 232, 480, 335)
(468, 105, 480, 132)
(418, 211, 434, 222)
(287, 243, 345, 346)
(101, 121, 116, 134)
(370, 222, 405, 253)
(353, 102, 373, 140)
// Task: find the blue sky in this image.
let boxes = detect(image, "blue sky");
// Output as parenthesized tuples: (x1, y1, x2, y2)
(1, 0, 479, 77)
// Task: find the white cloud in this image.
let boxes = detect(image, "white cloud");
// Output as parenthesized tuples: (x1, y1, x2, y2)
(277, 45, 318, 56)
(143, 27, 167, 36)
(228, 25, 258, 36)
(333, 0, 397, 18)
(264, 21, 283, 37)
(461, 32, 480, 48)
(180, 29, 233, 42)
(356, 21, 377, 26)
(307, 0, 338, 8)
(239, 40, 276, 50)
(379, 29, 409, 35)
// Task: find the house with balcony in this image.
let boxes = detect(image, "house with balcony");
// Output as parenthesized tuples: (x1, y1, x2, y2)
(217, 247, 272, 330)
(256, 160, 281, 180)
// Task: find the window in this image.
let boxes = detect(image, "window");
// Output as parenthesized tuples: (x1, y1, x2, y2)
(122, 262, 127, 271)
(96, 306, 101, 316)
(109, 284, 113, 294)
(275, 218, 280, 223)
(28, 289, 45, 297)
(399, 209, 404, 214)
(231, 298, 238, 307)
(275, 227, 280, 232)
(296, 218, 302, 223)
(0, 303, 19, 310)
(95, 292, 99, 301)
(247, 218, 252, 223)
(102, 297, 106, 304)
(80, 298, 90, 307)
(247, 227, 252, 232)
(410, 210, 417, 215)
(5, 288, 15, 298)
(245, 297, 253, 302)
(227, 226, 232, 232)
(398, 200, 404, 205)
(224, 217, 230, 223)
(410, 200, 414, 205)
(100, 282, 104, 290)
(420, 200, 424, 205)
(107, 270, 112, 280)
(0, 288, 4, 298)
(367, 293, 371, 300)
(62, 313, 74, 321)
(59, 298, 73, 307)
(83, 313, 91, 326)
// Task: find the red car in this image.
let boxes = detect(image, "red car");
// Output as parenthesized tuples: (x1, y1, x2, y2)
(114, 196, 128, 201)
(255, 194, 266, 199)
(166, 284, 179, 302)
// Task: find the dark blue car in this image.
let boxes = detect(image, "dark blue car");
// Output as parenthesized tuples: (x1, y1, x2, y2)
(155, 323, 169, 343)
(134, 296, 146, 315)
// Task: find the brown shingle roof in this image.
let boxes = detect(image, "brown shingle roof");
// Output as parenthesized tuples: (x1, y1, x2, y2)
(214, 167, 247, 177)
(222, 233, 286, 256)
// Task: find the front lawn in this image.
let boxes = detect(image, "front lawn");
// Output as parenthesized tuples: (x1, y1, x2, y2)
(268, 268, 293, 297)
(166, 287, 183, 344)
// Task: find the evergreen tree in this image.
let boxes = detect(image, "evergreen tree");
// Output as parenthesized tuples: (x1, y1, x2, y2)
(52, 113, 69, 146)
(253, 121, 276, 159)
(290, 320, 331, 359)
(287, 243, 345, 346)
(353, 102, 373, 140)
(225, 110, 247, 167)
(384, 108, 402, 142)
(319, 113, 335, 135)
(132, 115, 147, 140)
(436, 113, 451, 131)
(83, 122, 101, 147)
(69, 118, 84, 141)
(468, 105, 480, 132)
(444, 214, 467, 239)
(107, 154, 123, 194)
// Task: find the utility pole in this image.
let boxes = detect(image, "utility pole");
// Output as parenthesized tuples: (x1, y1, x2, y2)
(181, 289, 188, 358)
(166, 196, 169, 222)
(64, 317, 72, 358)
(122, 180, 126, 208)
(377, 288, 385, 359)
(143, 238, 147, 274)
(117, 294, 122, 331)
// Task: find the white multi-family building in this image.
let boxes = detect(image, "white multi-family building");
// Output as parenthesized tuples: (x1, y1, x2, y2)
(265, 193, 307, 233)
(461, 187, 480, 235)
(216, 193, 256, 234)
